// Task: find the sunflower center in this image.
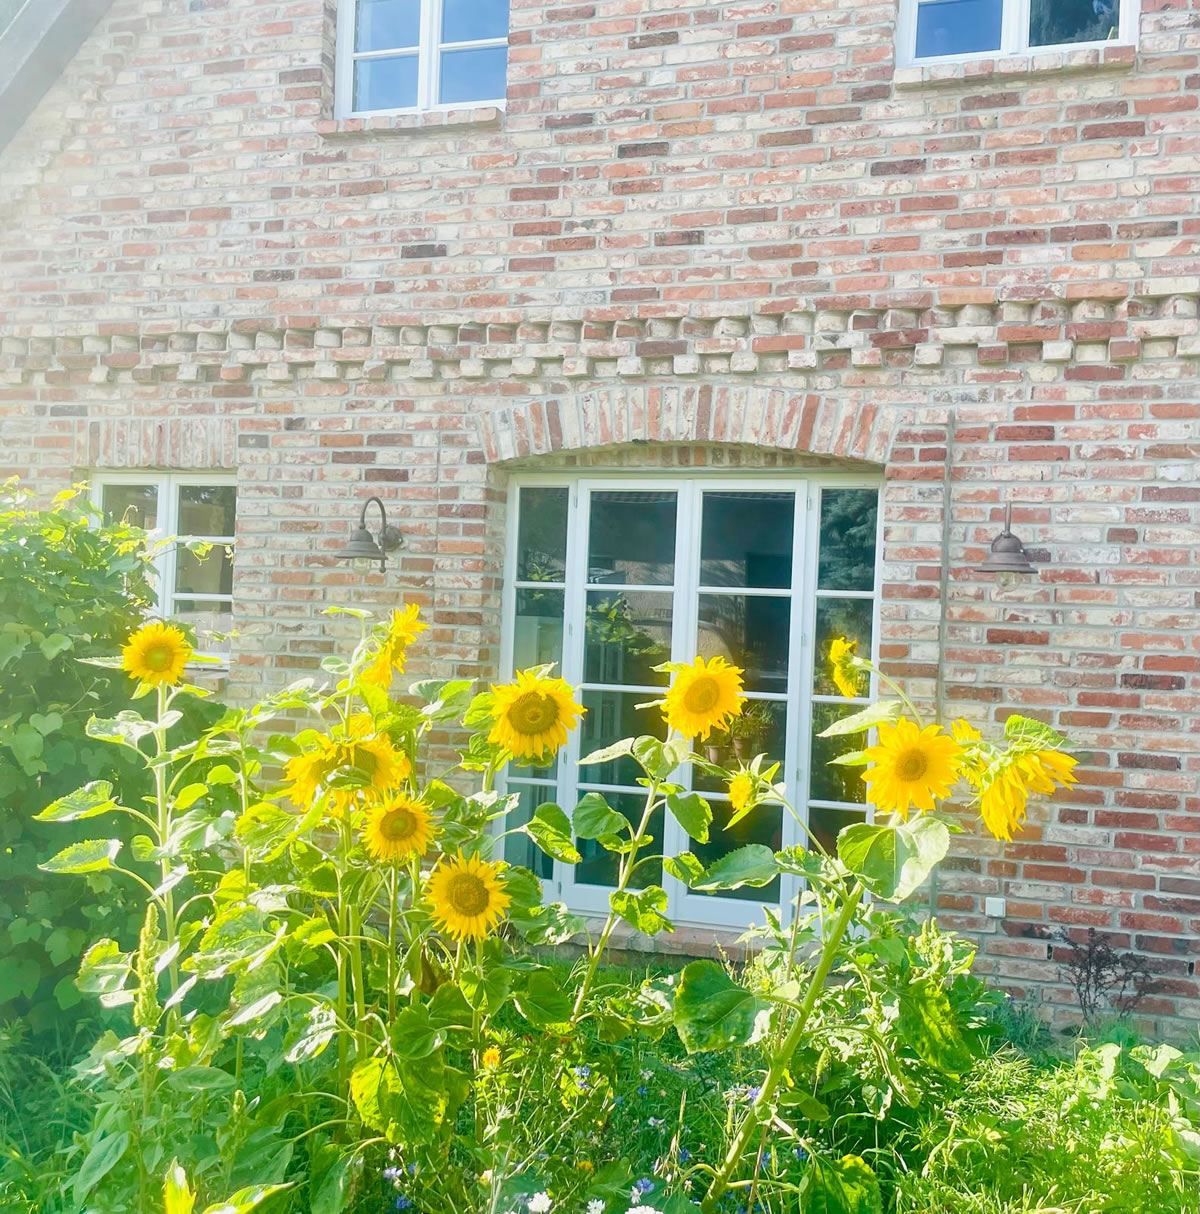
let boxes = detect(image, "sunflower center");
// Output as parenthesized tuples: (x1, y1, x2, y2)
(446, 872, 491, 917)
(144, 644, 174, 671)
(508, 691, 559, 736)
(682, 676, 721, 715)
(379, 808, 416, 842)
(896, 747, 929, 782)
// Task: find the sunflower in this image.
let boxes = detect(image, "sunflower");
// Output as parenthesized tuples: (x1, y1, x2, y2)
(284, 723, 409, 815)
(488, 670, 584, 761)
(363, 794, 435, 863)
(362, 603, 427, 688)
(121, 622, 191, 686)
(975, 747, 1077, 842)
(829, 636, 861, 699)
(862, 717, 963, 817)
(427, 852, 511, 941)
(661, 656, 746, 741)
(728, 771, 754, 818)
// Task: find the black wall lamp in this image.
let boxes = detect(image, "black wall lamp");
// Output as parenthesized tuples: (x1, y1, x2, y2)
(334, 496, 404, 573)
(974, 503, 1035, 575)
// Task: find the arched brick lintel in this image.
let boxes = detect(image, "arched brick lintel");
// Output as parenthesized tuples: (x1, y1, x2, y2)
(477, 384, 899, 466)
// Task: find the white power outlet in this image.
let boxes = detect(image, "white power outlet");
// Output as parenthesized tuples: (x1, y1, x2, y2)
(984, 896, 1007, 919)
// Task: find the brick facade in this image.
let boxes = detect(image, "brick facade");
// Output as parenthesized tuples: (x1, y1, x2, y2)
(1, 0, 1197, 1033)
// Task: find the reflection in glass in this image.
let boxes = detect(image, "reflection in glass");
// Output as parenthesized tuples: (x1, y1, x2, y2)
(576, 791, 663, 889)
(354, 54, 419, 111)
(813, 599, 873, 698)
(579, 689, 667, 787)
(817, 489, 878, 591)
(914, 0, 1003, 56)
(355, 0, 420, 51)
(442, 0, 510, 42)
(175, 545, 234, 598)
(101, 483, 158, 530)
(808, 804, 867, 857)
(697, 594, 790, 695)
(809, 702, 868, 804)
(439, 46, 508, 104)
(1029, 0, 1118, 46)
(694, 700, 787, 794)
(584, 591, 671, 688)
(587, 492, 676, 587)
(699, 492, 794, 589)
(691, 797, 781, 902)
(174, 599, 233, 656)
(502, 782, 557, 879)
(517, 488, 568, 583)
(514, 588, 564, 670)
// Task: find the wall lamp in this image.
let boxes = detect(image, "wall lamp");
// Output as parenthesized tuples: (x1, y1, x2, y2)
(334, 496, 404, 573)
(974, 503, 1035, 575)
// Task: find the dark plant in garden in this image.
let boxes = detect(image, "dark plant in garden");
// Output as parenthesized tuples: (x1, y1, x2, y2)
(1054, 926, 1152, 1028)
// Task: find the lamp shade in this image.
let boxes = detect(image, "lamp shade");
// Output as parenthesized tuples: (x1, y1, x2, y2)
(974, 505, 1036, 575)
(335, 525, 386, 564)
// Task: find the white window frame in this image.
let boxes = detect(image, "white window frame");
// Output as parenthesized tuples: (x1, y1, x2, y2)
(91, 471, 237, 664)
(335, 0, 509, 119)
(499, 470, 884, 932)
(897, 0, 1138, 66)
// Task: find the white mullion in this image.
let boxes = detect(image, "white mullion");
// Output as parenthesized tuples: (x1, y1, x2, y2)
(440, 36, 507, 50)
(160, 475, 180, 621)
(421, 0, 440, 109)
(1003, 0, 1026, 54)
(335, 0, 355, 117)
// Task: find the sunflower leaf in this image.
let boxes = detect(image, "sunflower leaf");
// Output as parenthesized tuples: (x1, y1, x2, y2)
(818, 700, 902, 738)
(837, 817, 949, 902)
(572, 793, 629, 841)
(520, 803, 581, 864)
(666, 791, 711, 844)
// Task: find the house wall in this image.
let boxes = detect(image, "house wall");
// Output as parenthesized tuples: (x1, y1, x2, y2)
(0, 0, 1197, 1033)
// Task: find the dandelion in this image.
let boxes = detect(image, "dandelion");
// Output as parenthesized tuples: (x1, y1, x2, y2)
(121, 621, 191, 687)
(488, 670, 584, 761)
(427, 851, 511, 941)
(861, 717, 963, 817)
(660, 656, 746, 741)
(481, 1046, 501, 1069)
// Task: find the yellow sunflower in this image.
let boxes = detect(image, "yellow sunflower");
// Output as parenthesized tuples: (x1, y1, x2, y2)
(284, 723, 409, 815)
(975, 748, 1077, 842)
(661, 656, 747, 741)
(829, 636, 861, 699)
(728, 771, 754, 818)
(121, 622, 191, 686)
(427, 852, 511, 941)
(362, 603, 427, 688)
(862, 717, 963, 818)
(488, 670, 584, 761)
(363, 794, 435, 863)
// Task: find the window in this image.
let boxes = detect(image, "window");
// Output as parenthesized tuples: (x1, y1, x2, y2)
(899, 0, 1135, 63)
(336, 0, 509, 117)
(93, 473, 237, 660)
(500, 475, 882, 929)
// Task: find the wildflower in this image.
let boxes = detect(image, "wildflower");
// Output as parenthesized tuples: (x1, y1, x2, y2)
(587, 1203, 605, 1214)
(829, 635, 860, 699)
(363, 795, 435, 864)
(633, 1179, 655, 1196)
(362, 603, 427, 688)
(427, 851, 511, 941)
(648, 1117, 663, 1128)
(576, 1160, 594, 1173)
(122, 621, 191, 686)
(574, 1064, 592, 1079)
(727, 770, 754, 818)
(636, 1085, 648, 1096)
(488, 669, 584, 761)
(861, 717, 963, 817)
(394, 1199, 413, 1212)
(678, 1147, 690, 1163)
(529, 1194, 552, 1213)
(482, 1046, 501, 1069)
(383, 1165, 402, 1183)
(660, 656, 746, 741)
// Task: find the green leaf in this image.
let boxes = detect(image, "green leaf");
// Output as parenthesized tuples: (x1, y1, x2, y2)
(389, 1005, 444, 1059)
(28, 710, 63, 736)
(175, 782, 208, 810)
(37, 633, 73, 660)
(663, 851, 706, 886)
(34, 780, 118, 823)
(1003, 713, 1068, 750)
(897, 975, 974, 1075)
(779, 1089, 831, 1121)
(692, 844, 779, 891)
(310, 1152, 353, 1214)
(513, 969, 573, 1027)
(799, 1154, 882, 1214)
(828, 749, 870, 767)
(86, 709, 159, 747)
(840, 816, 949, 901)
(610, 885, 674, 937)
(817, 700, 902, 738)
(520, 802, 582, 864)
(164, 1159, 195, 1214)
(284, 1001, 338, 1064)
(40, 838, 121, 875)
(76, 939, 132, 1003)
(74, 1131, 130, 1203)
(9, 724, 43, 767)
(573, 792, 629, 841)
(200, 1183, 292, 1214)
(632, 735, 675, 779)
(350, 1056, 396, 1135)
(578, 737, 635, 766)
(673, 959, 770, 1053)
(666, 791, 712, 843)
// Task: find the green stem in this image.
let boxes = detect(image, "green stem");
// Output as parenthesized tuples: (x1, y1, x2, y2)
(700, 880, 865, 1214)
(874, 669, 923, 727)
(153, 685, 180, 1004)
(386, 866, 398, 1024)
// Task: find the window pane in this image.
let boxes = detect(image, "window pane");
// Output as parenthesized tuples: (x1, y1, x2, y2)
(691, 798, 782, 903)
(438, 46, 508, 104)
(175, 545, 234, 598)
(817, 489, 878, 592)
(503, 783, 556, 879)
(587, 491, 676, 587)
(694, 699, 787, 793)
(354, 54, 418, 111)
(578, 689, 667, 787)
(914, 0, 1002, 57)
(514, 588, 564, 671)
(813, 599, 873, 698)
(174, 599, 232, 657)
(807, 805, 866, 858)
(101, 483, 158, 529)
(517, 487, 568, 582)
(575, 791, 663, 890)
(697, 594, 790, 696)
(584, 591, 672, 688)
(178, 484, 235, 537)
(442, 0, 509, 42)
(355, 0, 420, 51)
(809, 703, 868, 804)
(699, 491, 794, 589)
(1029, 0, 1119, 46)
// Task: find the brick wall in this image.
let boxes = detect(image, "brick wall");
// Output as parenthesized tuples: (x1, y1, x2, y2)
(0, 0, 1197, 1033)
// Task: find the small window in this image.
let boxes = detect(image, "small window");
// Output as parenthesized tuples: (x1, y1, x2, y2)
(901, 0, 1134, 63)
(94, 473, 237, 661)
(336, 0, 510, 117)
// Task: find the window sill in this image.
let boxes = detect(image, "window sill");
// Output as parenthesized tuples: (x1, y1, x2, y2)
(315, 105, 503, 139)
(895, 42, 1135, 88)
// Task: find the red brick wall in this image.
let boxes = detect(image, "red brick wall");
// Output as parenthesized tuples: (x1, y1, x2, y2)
(1, 0, 1197, 1032)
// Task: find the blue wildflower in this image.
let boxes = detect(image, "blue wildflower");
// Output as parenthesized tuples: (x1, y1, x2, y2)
(635, 1178, 654, 1194)
(395, 1198, 414, 1211)
(637, 1085, 648, 1096)
(679, 1147, 691, 1163)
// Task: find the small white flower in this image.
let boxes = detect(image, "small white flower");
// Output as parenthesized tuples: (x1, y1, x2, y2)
(528, 1193, 552, 1213)
(587, 1203, 605, 1214)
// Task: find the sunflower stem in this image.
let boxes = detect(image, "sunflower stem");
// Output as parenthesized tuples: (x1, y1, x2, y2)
(152, 684, 180, 1010)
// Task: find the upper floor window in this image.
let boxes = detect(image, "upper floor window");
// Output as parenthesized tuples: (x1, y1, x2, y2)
(336, 0, 509, 117)
(93, 472, 237, 661)
(899, 0, 1136, 63)
(500, 474, 882, 930)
